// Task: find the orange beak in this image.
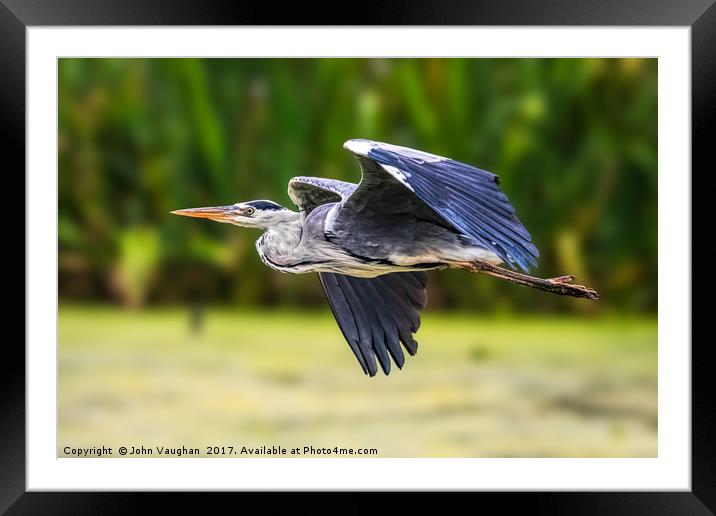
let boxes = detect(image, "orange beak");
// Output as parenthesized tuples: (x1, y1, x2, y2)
(171, 205, 237, 223)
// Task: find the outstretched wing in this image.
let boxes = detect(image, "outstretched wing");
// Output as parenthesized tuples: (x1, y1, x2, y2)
(319, 271, 427, 376)
(288, 176, 357, 216)
(337, 139, 539, 272)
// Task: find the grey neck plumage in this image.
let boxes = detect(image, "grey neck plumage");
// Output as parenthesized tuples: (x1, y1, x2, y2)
(256, 211, 303, 269)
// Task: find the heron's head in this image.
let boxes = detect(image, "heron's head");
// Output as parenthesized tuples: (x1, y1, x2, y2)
(171, 200, 295, 229)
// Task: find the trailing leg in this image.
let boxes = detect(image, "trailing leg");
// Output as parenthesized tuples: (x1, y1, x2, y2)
(455, 261, 599, 300)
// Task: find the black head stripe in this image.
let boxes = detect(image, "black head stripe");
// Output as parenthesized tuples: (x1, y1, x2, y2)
(245, 200, 284, 211)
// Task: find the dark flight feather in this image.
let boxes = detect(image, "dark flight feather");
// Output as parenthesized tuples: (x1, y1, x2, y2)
(318, 271, 428, 376)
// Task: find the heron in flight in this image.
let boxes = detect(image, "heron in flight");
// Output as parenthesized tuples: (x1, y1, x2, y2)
(173, 139, 598, 376)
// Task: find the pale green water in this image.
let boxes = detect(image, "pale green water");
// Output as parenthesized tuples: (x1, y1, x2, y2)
(58, 308, 657, 457)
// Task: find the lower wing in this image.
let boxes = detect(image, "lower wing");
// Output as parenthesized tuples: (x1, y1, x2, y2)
(318, 271, 428, 376)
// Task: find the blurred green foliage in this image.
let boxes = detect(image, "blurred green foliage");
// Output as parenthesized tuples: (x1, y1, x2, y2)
(58, 58, 657, 313)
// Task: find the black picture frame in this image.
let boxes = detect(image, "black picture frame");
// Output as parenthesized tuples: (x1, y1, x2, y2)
(3, 0, 712, 513)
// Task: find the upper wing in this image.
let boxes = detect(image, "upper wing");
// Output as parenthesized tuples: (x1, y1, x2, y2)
(336, 139, 539, 272)
(287, 176, 357, 216)
(319, 271, 427, 376)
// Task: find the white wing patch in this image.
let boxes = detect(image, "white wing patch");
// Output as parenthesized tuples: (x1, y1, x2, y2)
(343, 139, 375, 156)
(381, 164, 415, 192)
(344, 138, 447, 164)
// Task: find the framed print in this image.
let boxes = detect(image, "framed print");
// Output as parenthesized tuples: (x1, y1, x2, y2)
(4, 0, 713, 512)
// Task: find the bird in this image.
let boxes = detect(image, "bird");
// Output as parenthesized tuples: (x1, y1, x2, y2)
(172, 139, 598, 377)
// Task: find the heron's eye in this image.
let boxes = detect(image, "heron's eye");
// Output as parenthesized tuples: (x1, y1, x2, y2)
(245, 207, 255, 216)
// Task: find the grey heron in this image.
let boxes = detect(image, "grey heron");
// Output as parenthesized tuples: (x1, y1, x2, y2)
(172, 139, 598, 376)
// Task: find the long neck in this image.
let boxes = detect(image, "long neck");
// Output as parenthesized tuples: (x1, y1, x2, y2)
(260, 212, 303, 258)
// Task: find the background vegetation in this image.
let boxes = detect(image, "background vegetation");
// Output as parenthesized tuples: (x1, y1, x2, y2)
(58, 58, 657, 458)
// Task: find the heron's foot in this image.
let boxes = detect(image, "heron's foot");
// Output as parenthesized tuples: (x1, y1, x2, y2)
(546, 275, 600, 300)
